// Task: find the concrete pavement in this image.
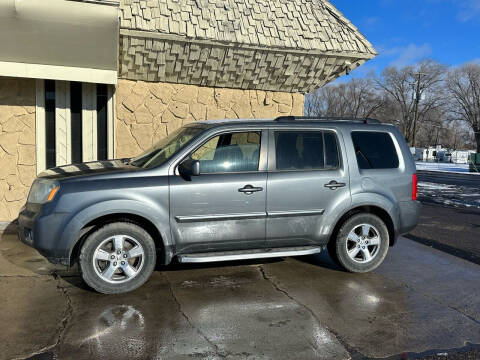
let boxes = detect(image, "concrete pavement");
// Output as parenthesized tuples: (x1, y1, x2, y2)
(1, 232, 479, 360)
(407, 202, 480, 264)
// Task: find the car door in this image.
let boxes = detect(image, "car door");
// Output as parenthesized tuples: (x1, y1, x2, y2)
(266, 128, 351, 248)
(169, 130, 268, 253)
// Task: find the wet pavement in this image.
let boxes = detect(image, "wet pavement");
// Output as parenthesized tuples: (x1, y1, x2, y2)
(407, 202, 480, 265)
(1, 232, 480, 360)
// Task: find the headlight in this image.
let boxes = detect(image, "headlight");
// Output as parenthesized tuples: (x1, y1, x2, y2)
(27, 179, 60, 204)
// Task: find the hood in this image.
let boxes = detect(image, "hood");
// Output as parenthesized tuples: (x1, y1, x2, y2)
(38, 160, 137, 180)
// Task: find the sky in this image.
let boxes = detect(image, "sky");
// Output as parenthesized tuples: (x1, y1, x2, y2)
(329, 0, 480, 79)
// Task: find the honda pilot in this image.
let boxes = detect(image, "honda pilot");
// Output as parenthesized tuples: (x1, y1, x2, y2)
(18, 116, 421, 294)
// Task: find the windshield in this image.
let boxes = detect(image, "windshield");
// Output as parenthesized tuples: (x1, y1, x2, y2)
(129, 125, 206, 168)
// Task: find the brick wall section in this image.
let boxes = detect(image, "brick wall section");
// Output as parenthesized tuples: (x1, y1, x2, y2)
(0, 77, 36, 222)
(115, 79, 304, 158)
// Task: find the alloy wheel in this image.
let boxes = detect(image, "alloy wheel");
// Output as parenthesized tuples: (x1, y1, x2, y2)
(92, 235, 145, 284)
(345, 224, 381, 264)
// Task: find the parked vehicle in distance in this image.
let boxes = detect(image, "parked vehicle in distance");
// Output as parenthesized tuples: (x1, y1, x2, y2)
(18, 116, 421, 294)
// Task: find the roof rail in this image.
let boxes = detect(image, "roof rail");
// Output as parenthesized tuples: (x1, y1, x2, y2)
(274, 116, 381, 124)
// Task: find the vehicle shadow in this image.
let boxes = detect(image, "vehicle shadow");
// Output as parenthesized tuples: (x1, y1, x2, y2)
(2, 229, 344, 292)
(155, 256, 283, 272)
(155, 247, 345, 273)
(1, 220, 18, 234)
(293, 249, 345, 271)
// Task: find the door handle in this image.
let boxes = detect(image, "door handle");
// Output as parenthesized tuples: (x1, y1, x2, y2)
(238, 185, 264, 195)
(324, 180, 346, 190)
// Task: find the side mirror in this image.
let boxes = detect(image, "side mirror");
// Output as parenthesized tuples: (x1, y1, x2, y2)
(178, 158, 200, 178)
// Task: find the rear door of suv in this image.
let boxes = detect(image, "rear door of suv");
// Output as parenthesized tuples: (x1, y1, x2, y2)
(265, 127, 351, 248)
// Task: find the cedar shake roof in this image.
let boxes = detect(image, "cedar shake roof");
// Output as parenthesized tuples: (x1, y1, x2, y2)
(118, 0, 377, 92)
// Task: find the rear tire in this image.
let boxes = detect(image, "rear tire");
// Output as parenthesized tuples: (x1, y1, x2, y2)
(328, 213, 389, 273)
(79, 222, 156, 294)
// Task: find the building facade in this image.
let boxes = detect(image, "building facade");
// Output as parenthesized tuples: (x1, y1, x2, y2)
(0, 0, 375, 222)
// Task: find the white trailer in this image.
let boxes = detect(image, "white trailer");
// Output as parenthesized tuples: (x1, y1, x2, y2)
(451, 150, 475, 164)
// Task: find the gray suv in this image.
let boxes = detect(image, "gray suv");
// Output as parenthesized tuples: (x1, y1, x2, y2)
(18, 116, 420, 294)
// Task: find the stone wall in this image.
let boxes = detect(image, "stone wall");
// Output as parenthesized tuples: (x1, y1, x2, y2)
(115, 79, 304, 158)
(0, 77, 36, 222)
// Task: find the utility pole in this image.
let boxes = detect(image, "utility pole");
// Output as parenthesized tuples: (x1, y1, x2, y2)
(435, 126, 441, 147)
(411, 72, 427, 148)
(453, 129, 457, 151)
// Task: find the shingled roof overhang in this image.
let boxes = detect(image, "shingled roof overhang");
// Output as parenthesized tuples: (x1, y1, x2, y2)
(119, 0, 377, 93)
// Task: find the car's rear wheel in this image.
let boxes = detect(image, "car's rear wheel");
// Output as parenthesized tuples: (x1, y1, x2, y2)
(328, 213, 389, 273)
(79, 222, 156, 294)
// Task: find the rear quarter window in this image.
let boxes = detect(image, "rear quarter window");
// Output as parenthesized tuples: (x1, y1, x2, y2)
(351, 131, 399, 169)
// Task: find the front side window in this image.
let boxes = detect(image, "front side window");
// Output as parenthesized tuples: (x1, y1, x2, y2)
(351, 131, 399, 169)
(274, 131, 339, 171)
(191, 132, 261, 173)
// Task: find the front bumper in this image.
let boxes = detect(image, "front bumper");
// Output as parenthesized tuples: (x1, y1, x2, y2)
(18, 204, 71, 265)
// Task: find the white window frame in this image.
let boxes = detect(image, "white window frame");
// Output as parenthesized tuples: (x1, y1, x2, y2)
(35, 79, 115, 174)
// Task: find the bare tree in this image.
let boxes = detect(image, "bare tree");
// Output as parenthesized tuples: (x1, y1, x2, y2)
(305, 76, 383, 118)
(374, 60, 447, 146)
(446, 63, 480, 152)
(414, 109, 445, 148)
(304, 59, 478, 151)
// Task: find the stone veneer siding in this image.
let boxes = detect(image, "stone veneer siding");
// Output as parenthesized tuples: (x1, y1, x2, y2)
(0, 77, 36, 222)
(115, 79, 304, 158)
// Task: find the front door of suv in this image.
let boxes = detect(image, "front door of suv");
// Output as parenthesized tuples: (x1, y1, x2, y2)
(266, 129, 350, 248)
(169, 130, 268, 253)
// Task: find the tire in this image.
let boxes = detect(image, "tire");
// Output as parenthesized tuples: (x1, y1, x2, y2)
(79, 222, 156, 294)
(329, 213, 389, 273)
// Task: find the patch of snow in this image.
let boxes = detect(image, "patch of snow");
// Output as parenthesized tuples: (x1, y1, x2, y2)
(415, 161, 474, 173)
(418, 182, 455, 190)
(418, 181, 480, 209)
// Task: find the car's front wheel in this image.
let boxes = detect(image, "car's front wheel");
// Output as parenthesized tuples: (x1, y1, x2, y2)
(328, 213, 389, 273)
(79, 222, 156, 294)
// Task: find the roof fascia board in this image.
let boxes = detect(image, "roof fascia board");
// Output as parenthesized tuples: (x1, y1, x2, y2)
(0, 61, 117, 85)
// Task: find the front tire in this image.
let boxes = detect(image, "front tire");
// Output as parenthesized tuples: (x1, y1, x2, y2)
(328, 213, 389, 273)
(79, 222, 156, 294)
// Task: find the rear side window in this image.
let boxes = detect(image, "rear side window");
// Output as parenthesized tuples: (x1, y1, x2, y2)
(324, 132, 339, 169)
(274, 131, 339, 170)
(351, 131, 399, 169)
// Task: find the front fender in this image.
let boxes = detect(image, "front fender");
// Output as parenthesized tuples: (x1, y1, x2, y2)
(59, 199, 171, 265)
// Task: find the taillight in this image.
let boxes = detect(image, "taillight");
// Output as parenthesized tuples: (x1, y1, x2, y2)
(412, 174, 418, 201)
